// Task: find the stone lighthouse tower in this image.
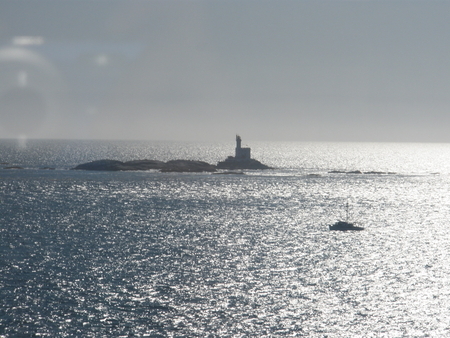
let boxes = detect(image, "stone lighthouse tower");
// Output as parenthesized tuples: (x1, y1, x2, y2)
(235, 135, 251, 160)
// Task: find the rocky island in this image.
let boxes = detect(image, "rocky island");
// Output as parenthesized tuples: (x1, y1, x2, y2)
(73, 159, 216, 172)
(72, 136, 271, 173)
(217, 135, 271, 170)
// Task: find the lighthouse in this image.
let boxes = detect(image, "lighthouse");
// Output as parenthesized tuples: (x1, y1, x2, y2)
(235, 135, 251, 160)
(216, 135, 270, 169)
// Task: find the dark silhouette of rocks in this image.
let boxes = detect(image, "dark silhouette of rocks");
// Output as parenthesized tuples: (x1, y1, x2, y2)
(160, 160, 216, 172)
(364, 171, 397, 175)
(217, 135, 272, 170)
(347, 170, 363, 174)
(213, 171, 245, 175)
(73, 136, 272, 172)
(120, 159, 166, 170)
(73, 159, 164, 171)
(217, 157, 271, 170)
(72, 159, 215, 172)
(328, 170, 397, 175)
(3, 166, 24, 170)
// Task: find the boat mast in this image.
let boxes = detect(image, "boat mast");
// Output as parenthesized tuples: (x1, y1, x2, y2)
(345, 201, 349, 222)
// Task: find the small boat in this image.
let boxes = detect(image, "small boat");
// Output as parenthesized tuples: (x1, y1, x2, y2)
(329, 201, 364, 231)
(329, 220, 364, 231)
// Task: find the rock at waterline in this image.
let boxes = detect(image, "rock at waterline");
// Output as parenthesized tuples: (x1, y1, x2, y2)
(216, 135, 272, 170)
(160, 160, 217, 173)
(216, 157, 271, 170)
(72, 159, 216, 172)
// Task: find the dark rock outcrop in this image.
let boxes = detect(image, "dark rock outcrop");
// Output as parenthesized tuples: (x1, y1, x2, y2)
(160, 160, 216, 172)
(216, 135, 272, 170)
(329, 170, 397, 175)
(121, 159, 166, 170)
(73, 159, 125, 171)
(3, 166, 24, 170)
(213, 171, 245, 175)
(72, 159, 216, 172)
(216, 157, 271, 170)
(73, 159, 165, 171)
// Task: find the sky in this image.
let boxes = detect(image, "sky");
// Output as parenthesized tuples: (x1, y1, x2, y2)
(0, 0, 450, 142)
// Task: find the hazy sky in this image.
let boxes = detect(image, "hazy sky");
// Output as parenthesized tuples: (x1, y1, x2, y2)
(1, 0, 450, 142)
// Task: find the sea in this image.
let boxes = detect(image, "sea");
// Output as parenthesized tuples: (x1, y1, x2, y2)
(2, 139, 450, 337)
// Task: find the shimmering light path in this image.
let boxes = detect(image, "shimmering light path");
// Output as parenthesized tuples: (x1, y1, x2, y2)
(2, 140, 450, 336)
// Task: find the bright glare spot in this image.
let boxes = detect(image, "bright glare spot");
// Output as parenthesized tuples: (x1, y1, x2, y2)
(17, 134, 27, 148)
(12, 36, 44, 46)
(18, 70, 28, 87)
(94, 54, 109, 66)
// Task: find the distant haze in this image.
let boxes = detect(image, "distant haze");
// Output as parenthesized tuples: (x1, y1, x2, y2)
(0, 0, 449, 142)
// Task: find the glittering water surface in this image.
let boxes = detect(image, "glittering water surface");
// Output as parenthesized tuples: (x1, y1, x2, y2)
(2, 140, 450, 337)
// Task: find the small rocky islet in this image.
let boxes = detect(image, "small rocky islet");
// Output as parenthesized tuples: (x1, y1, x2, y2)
(328, 170, 397, 175)
(72, 136, 272, 173)
(72, 159, 217, 172)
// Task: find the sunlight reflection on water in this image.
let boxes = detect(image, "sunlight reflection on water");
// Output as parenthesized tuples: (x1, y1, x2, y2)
(2, 141, 450, 336)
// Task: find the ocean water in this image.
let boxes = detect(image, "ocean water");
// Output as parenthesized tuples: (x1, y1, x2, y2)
(2, 139, 450, 337)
